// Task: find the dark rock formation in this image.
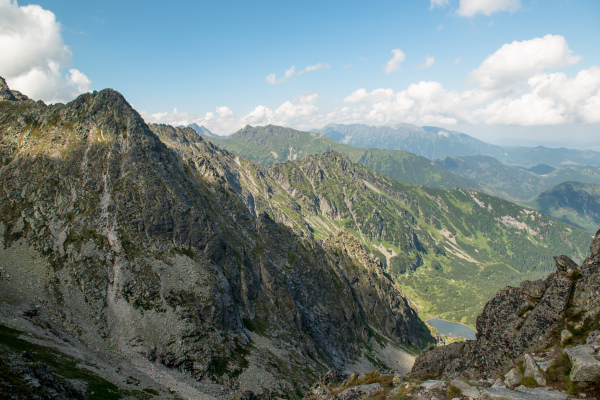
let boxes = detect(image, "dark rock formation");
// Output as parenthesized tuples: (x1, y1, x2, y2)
(412, 229, 600, 380)
(0, 77, 430, 398)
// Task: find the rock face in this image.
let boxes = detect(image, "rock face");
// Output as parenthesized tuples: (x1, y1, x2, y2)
(0, 78, 431, 398)
(412, 229, 600, 380)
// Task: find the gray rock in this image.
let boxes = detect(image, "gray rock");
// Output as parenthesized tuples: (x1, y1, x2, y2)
(331, 383, 383, 400)
(564, 345, 600, 381)
(514, 385, 568, 399)
(523, 354, 546, 386)
(420, 379, 446, 390)
(536, 360, 553, 372)
(560, 329, 574, 345)
(586, 328, 600, 349)
(450, 378, 480, 398)
(491, 378, 506, 389)
(482, 387, 557, 399)
(502, 367, 523, 389)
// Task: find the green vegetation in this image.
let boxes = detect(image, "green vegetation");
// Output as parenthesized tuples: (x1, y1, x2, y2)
(532, 181, 600, 232)
(205, 125, 478, 191)
(0, 324, 159, 400)
(159, 125, 592, 327)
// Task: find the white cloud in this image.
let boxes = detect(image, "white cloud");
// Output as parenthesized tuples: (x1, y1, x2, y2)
(457, 0, 521, 17)
(418, 56, 435, 69)
(344, 88, 395, 104)
(384, 49, 406, 74)
(298, 92, 319, 104)
(429, 0, 449, 9)
(266, 65, 295, 85)
(453, 57, 461, 65)
(141, 105, 241, 136)
(266, 62, 329, 85)
(0, 0, 92, 103)
(299, 62, 330, 75)
(148, 36, 599, 134)
(470, 34, 581, 89)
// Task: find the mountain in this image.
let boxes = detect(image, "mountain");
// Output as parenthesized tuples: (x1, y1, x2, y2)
(315, 123, 600, 169)
(204, 124, 479, 192)
(155, 126, 592, 327)
(533, 181, 600, 232)
(315, 123, 504, 161)
(522, 163, 556, 175)
(0, 79, 431, 398)
(186, 122, 219, 137)
(437, 155, 600, 203)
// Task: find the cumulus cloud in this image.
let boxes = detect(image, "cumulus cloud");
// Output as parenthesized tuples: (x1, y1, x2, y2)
(429, 0, 449, 9)
(149, 36, 599, 133)
(384, 49, 406, 74)
(141, 105, 241, 136)
(470, 34, 581, 89)
(457, 0, 521, 17)
(418, 56, 435, 69)
(344, 88, 394, 104)
(0, 0, 92, 103)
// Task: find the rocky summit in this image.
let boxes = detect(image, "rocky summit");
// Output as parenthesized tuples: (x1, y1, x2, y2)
(0, 78, 432, 399)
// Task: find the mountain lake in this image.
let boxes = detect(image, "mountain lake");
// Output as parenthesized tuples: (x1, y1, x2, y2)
(426, 317, 476, 340)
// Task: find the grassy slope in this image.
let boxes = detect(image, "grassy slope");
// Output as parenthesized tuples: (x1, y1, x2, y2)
(530, 181, 600, 232)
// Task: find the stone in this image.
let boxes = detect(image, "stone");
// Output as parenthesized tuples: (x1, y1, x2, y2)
(561, 329, 574, 345)
(523, 353, 546, 386)
(450, 378, 480, 398)
(503, 367, 523, 389)
(491, 378, 506, 389)
(586, 328, 600, 350)
(331, 383, 383, 400)
(514, 386, 568, 399)
(537, 361, 553, 372)
(564, 345, 600, 381)
(420, 380, 446, 390)
(482, 388, 557, 399)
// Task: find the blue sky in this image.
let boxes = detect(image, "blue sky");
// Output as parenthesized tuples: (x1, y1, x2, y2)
(1, 0, 599, 148)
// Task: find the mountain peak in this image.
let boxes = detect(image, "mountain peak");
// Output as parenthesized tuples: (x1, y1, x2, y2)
(0, 76, 31, 102)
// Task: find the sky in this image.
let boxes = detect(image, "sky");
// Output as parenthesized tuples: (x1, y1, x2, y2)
(1, 0, 599, 148)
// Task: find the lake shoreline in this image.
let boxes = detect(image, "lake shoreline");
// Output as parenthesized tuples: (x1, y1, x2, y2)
(425, 317, 477, 340)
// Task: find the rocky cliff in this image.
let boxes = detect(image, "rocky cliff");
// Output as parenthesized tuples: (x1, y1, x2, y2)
(412, 229, 600, 383)
(0, 78, 431, 399)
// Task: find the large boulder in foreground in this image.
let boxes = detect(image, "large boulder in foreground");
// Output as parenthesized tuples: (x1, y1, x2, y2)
(412, 229, 600, 380)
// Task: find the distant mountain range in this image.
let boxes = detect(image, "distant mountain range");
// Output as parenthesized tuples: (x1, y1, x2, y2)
(204, 124, 479, 192)
(314, 123, 600, 169)
(436, 155, 600, 203)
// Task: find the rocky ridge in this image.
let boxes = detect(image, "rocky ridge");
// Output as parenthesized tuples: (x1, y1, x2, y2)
(0, 78, 431, 399)
(409, 230, 600, 398)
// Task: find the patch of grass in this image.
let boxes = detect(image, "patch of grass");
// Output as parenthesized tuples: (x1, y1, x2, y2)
(287, 251, 296, 264)
(0, 324, 125, 400)
(517, 376, 539, 388)
(546, 351, 578, 395)
(447, 385, 461, 399)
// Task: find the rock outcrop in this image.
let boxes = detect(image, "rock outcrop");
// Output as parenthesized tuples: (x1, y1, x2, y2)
(412, 229, 600, 384)
(0, 78, 431, 398)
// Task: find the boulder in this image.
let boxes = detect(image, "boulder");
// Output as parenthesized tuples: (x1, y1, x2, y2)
(450, 378, 480, 398)
(514, 386, 568, 399)
(523, 354, 546, 386)
(331, 383, 383, 400)
(502, 367, 523, 389)
(564, 345, 600, 381)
